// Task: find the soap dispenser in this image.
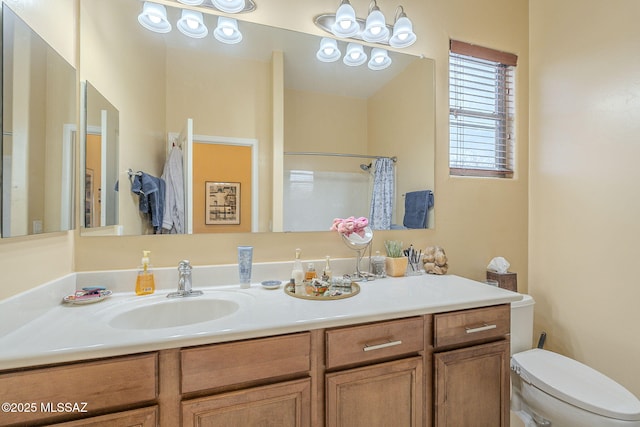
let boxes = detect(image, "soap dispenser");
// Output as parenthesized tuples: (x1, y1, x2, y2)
(291, 248, 304, 286)
(135, 250, 156, 295)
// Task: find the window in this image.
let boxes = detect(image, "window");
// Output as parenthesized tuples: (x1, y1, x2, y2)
(449, 40, 517, 178)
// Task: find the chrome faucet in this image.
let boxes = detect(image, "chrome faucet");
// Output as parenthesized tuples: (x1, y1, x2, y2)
(167, 260, 203, 298)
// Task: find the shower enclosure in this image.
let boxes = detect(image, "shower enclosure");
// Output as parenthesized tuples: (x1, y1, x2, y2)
(283, 152, 396, 232)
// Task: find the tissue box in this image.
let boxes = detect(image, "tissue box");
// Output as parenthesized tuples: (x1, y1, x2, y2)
(486, 271, 517, 292)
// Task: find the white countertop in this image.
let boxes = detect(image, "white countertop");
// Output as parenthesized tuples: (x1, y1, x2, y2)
(0, 266, 521, 371)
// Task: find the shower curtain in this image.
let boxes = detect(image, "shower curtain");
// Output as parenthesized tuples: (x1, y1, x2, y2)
(369, 157, 394, 230)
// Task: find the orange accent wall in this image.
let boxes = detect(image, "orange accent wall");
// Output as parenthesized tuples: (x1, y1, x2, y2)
(192, 143, 252, 233)
(85, 134, 102, 227)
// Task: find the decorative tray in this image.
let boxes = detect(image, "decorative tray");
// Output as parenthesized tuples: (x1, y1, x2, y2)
(284, 280, 360, 301)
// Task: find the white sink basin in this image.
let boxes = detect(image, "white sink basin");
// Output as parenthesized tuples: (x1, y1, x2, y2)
(109, 294, 245, 330)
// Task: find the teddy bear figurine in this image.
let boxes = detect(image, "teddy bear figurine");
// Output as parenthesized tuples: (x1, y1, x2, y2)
(423, 246, 448, 275)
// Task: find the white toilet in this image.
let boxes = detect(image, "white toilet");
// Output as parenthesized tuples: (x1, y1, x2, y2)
(510, 294, 640, 426)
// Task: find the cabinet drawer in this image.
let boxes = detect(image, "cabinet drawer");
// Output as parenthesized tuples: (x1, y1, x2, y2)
(433, 304, 510, 349)
(181, 332, 311, 394)
(325, 317, 424, 370)
(0, 353, 158, 426)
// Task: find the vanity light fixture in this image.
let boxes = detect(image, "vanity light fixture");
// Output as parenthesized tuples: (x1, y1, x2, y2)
(388, 6, 416, 48)
(316, 38, 342, 62)
(213, 16, 243, 44)
(331, 0, 360, 38)
(343, 43, 368, 66)
(137, 2, 172, 34)
(315, 1, 415, 48)
(177, 9, 208, 38)
(368, 47, 392, 70)
(176, 0, 204, 5)
(211, 0, 247, 14)
(362, 1, 389, 43)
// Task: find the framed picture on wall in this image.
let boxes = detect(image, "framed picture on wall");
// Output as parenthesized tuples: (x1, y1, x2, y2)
(205, 182, 240, 225)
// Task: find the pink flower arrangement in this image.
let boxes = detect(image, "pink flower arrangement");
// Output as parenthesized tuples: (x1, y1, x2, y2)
(330, 216, 369, 237)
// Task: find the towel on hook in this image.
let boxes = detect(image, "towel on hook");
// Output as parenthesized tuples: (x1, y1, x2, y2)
(161, 146, 185, 234)
(131, 172, 165, 233)
(403, 190, 434, 229)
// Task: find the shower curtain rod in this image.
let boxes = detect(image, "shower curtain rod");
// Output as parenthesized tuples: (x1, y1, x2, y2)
(284, 151, 397, 162)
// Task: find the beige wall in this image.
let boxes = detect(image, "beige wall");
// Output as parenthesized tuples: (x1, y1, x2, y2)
(368, 59, 435, 226)
(529, 0, 640, 396)
(165, 48, 273, 232)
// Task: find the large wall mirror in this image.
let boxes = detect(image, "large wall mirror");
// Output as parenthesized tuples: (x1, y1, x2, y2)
(79, 0, 435, 236)
(1, 3, 76, 238)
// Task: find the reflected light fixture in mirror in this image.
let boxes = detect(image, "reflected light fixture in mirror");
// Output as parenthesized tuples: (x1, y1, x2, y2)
(368, 48, 392, 70)
(138, 2, 172, 33)
(344, 43, 368, 67)
(214, 17, 243, 44)
(315, 38, 391, 70)
(177, 10, 208, 38)
(316, 37, 342, 62)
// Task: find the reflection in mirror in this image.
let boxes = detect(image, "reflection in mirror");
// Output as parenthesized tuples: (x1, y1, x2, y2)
(79, 0, 434, 235)
(81, 82, 119, 233)
(1, 4, 76, 238)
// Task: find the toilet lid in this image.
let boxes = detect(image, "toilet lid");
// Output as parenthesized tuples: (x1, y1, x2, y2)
(512, 349, 640, 421)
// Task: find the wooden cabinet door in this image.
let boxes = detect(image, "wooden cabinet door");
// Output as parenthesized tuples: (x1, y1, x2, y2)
(325, 357, 423, 427)
(434, 340, 509, 427)
(182, 378, 311, 427)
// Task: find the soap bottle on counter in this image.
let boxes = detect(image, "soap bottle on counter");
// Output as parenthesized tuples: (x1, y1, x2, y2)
(291, 248, 304, 286)
(135, 250, 156, 295)
(322, 256, 333, 281)
(305, 263, 317, 281)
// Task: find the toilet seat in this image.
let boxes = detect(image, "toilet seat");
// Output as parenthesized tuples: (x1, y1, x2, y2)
(512, 349, 640, 421)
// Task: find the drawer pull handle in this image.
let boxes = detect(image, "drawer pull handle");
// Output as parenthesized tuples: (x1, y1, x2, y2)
(465, 323, 497, 334)
(363, 340, 403, 352)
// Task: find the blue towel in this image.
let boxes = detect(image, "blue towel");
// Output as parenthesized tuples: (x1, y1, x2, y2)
(131, 172, 165, 233)
(403, 190, 434, 229)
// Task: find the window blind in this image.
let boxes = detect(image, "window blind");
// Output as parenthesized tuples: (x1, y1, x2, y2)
(449, 41, 516, 178)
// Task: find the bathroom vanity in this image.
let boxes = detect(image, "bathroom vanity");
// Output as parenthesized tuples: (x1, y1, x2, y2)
(0, 268, 519, 426)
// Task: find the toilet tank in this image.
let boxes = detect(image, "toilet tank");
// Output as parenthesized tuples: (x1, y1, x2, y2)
(511, 294, 535, 355)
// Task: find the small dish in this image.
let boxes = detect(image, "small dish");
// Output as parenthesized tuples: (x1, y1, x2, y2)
(261, 280, 282, 290)
(63, 289, 112, 305)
